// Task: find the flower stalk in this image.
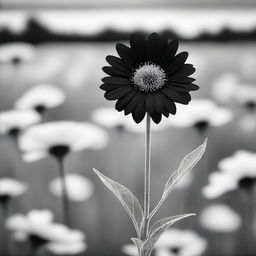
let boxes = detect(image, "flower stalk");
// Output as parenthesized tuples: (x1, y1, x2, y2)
(57, 158, 71, 227)
(141, 113, 151, 240)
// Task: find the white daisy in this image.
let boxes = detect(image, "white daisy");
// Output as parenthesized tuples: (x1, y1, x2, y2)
(199, 204, 241, 232)
(6, 209, 86, 254)
(211, 73, 239, 104)
(0, 178, 27, 200)
(0, 43, 36, 65)
(49, 174, 94, 201)
(168, 99, 233, 131)
(15, 84, 66, 114)
(0, 109, 41, 136)
(155, 229, 207, 256)
(203, 151, 256, 199)
(92, 107, 169, 133)
(18, 121, 109, 162)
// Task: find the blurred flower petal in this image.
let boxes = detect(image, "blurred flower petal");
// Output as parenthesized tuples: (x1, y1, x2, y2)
(203, 151, 256, 198)
(199, 204, 241, 232)
(122, 244, 138, 256)
(155, 229, 207, 256)
(0, 43, 36, 63)
(47, 240, 87, 255)
(0, 109, 41, 135)
(0, 178, 27, 198)
(49, 174, 94, 201)
(18, 121, 109, 161)
(168, 99, 233, 129)
(15, 84, 66, 112)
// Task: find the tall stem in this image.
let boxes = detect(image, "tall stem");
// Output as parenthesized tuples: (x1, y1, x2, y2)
(142, 113, 151, 240)
(57, 158, 71, 227)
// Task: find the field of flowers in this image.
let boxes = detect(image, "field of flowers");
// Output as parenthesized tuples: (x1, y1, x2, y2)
(0, 42, 256, 256)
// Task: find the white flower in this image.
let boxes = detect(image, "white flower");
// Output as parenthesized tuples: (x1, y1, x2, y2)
(92, 107, 169, 133)
(6, 209, 54, 237)
(0, 43, 36, 64)
(47, 240, 87, 255)
(0, 178, 27, 199)
(15, 84, 66, 113)
(6, 210, 86, 254)
(211, 73, 239, 104)
(49, 174, 94, 201)
(168, 99, 233, 130)
(155, 229, 207, 256)
(199, 204, 241, 232)
(18, 121, 109, 162)
(122, 244, 138, 256)
(0, 109, 41, 136)
(233, 84, 256, 110)
(203, 151, 256, 199)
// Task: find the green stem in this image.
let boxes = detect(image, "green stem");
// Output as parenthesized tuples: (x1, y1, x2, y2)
(57, 158, 71, 227)
(141, 113, 151, 240)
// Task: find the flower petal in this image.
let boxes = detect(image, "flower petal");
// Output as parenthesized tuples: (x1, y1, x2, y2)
(115, 91, 137, 111)
(116, 43, 137, 68)
(167, 52, 188, 75)
(124, 93, 141, 115)
(132, 94, 147, 123)
(102, 77, 131, 85)
(159, 40, 179, 68)
(102, 66, 130, 78)
(104, 87, 133, 100)
(171, 64, 196, 78)
(106, 55, 132, 74)
(130, 33, 147, 64)
(162, 87, 190, 104)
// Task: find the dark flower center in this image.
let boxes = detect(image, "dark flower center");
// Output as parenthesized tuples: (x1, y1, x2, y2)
(239, 177, 256, 190)
(194, 120, 209, 132)
(30, 234, 48, 248)
(0, 194, 11, 205)
(169, 246, 181, 255)
(244, 101, 256, 112)
(49, 145, 70, 159)
(12, 57, 22, 65)
(8, 127, 20, 138)
(34, 105, 46, 115)
(133, 63, 166, 92)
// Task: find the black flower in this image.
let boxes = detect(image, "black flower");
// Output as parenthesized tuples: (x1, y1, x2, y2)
(101, 33, 199, 124)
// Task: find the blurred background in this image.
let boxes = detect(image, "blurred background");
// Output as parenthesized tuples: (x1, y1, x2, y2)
(0, 0, 256, 256)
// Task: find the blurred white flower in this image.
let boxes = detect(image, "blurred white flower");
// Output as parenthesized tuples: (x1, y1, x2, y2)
(6, 209, 86, 254)
(92, 107, 169, 133)
(0, 109, 41, 136)
(199, 204, 241, 232)
(0, 178, 27, 200)
(6, 209, 54, 238)
(0, 43, 36, 65)
(49, 174, 94, 201)
(155, 229, 207, 256)
(233, 84, 256, 111)
(211, 73, 239, 104)
(203, 151, 256, 199)
(168, 99, 233, 131)
(15, 84, 66, 114)
(122, 244, 138, 256)
(47, 240, 87, 255)
(18, 121, 109, 162)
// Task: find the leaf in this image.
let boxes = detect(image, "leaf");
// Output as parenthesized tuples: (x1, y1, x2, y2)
(149, 138, 207, 219)
(142, 214, 195, 256)
(93, 168, 144, 237)
(131, 238, 143, 256)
